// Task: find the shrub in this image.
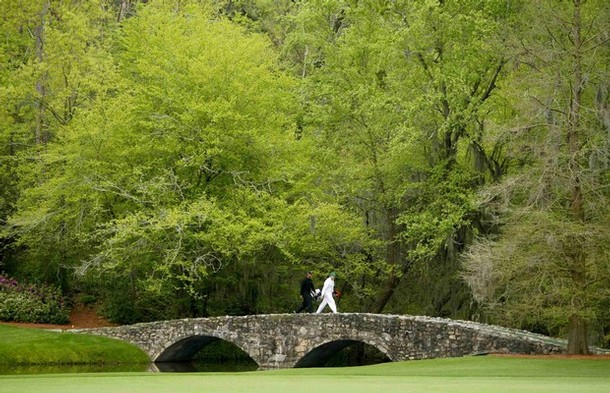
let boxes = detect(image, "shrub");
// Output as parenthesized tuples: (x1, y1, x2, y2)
(0, 273, 69, 324)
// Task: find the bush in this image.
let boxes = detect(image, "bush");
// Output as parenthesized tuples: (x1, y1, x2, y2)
(102, 284, 178, 325)
(0, 273, 69, 324)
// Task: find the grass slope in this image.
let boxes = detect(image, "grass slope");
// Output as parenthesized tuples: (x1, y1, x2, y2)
(0, 325, 149, 366)
(1, 356, 609, 393)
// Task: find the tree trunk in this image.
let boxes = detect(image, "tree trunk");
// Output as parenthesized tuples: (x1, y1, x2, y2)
(34, 1, 49, 146)
(372, 210, 404, 313)
(117, 0, 135, 22)
(567, 314, 589, 355)
(372, 271, 400, 314)
(565, 0, 589, 355)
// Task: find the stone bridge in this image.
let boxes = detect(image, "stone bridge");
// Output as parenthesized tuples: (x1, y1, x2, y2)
(76, 313, 571, 370)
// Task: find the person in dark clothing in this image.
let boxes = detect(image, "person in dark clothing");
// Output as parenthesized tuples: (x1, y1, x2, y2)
(295, 271, 316, 313)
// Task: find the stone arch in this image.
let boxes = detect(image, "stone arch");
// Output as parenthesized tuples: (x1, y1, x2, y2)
(294, 337, 392, 368)
(74, 313, 573, 369)
(153, 334, 258, 367)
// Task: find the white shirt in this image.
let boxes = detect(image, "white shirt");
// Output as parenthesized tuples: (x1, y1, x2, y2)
(321, 276, 335, 297)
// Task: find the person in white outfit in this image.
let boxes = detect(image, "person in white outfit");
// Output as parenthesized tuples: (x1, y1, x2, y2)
(316, 272, 337, 313)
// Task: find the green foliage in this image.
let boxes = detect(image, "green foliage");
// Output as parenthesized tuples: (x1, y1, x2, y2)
(462, 0, 610, 349)
(0, 292, 66, 325)
(215, 0, 298, 46)
(0, 274, 69, 324)
(463, 210, 610, 332)
(0, 0, 607, 348)
(0, 0, 118, 286)
(284, 0, 515, 315)
(397, 167, 477, 262)
(100, 274, 179, 324)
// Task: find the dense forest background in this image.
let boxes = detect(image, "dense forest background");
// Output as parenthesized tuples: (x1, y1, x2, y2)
(0, 0, 608, 353)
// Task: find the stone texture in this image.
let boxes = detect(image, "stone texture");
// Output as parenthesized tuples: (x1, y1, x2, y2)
(73, 313, 599, 370)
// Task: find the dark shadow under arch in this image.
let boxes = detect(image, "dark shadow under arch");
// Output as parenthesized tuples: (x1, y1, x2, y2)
(155, 335, 257, 370)
(295, 340, 391, 368)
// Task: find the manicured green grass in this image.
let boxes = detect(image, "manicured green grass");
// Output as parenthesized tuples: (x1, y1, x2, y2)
(1, 326, 608, 393)
(1, 356, 609, 393)
(0, 325, 149, 367)
(277, 355, 610, 378)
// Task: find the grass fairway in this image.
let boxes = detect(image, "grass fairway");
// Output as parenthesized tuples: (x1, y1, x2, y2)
(0, 356, 609, 393)
(0, 325, 149, 367)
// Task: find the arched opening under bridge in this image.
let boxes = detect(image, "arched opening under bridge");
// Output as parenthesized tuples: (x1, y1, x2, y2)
(295, 339, 391, 368)
(154, 335, 258, 372)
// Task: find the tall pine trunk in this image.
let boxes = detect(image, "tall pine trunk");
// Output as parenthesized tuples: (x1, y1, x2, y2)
(565, 0, 589, 355)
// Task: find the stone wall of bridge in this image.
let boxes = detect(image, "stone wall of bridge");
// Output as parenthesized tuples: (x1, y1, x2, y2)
(75, 313, 571, 369)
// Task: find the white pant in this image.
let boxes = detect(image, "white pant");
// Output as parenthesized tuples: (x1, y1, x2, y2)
(316, 292, 337, 313)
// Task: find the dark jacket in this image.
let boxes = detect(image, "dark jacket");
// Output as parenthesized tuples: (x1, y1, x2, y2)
(300, 277, 315, 297)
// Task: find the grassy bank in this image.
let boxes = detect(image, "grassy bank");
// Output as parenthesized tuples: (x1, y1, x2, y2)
(1, 325, 609, 393)
(1, 356, 609, 393)
(0, 325, 149, 367)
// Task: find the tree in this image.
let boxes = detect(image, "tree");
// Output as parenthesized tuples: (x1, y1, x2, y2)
(4, 0, 346, 321)
(382, 0, 514, 315)
(0, 0, 116, 286)
(287, 0, 514, 315)
(463, 0, 610, 353)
